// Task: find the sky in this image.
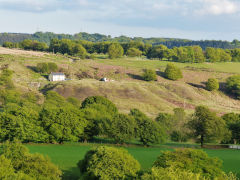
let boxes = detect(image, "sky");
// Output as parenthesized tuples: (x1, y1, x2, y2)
(0, 0, 240, 41)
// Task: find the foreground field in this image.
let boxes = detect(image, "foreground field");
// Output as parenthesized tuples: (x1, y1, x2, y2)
(27, 143, 240, 179)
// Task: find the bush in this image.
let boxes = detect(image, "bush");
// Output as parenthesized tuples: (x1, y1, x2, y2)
(153, 148, 225, 179)
(108, 43, 124, 59)
(126, 47, 142, 57)
(0, 69, 14, 89)
(226, 75, 240, 99)
(3, 42, 17, 49)
(141, 167, 203, 180)
(1, 141, 62, 180)
(206, 78, 219, 91)
(78, 146, 140, 179)
(36, 62, 58, 74)
(142, 69, 157, 81)
(164, 63, 183, 80)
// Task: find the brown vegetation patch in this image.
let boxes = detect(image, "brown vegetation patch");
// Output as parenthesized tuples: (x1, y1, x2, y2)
(165, 98, 195, 109)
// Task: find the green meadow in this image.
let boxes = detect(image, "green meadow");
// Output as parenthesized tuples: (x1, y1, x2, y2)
(27, 143, 240, 179)
(96, 57, 240, 74)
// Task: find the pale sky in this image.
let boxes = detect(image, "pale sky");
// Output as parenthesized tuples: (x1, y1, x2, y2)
(0, 0, 240, 41)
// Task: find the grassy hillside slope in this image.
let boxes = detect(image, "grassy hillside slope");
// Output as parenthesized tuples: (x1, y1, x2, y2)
(0, 47, 239, 117)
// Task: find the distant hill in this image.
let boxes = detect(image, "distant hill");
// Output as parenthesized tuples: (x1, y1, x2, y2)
(1, 32, 240, 50)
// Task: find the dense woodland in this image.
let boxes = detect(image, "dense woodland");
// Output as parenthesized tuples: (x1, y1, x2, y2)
(1, 32, 240, 49)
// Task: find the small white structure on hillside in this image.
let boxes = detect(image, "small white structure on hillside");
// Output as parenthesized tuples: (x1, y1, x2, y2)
(49, 72, 66, 81)
(100, 77, 108, 82)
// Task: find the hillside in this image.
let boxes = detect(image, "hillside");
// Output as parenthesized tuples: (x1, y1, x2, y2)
(1, 32, 239, 49)
(0, 47, 240, 117)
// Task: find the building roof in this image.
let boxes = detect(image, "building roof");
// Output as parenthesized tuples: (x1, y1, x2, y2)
(50, 72, 65, 76)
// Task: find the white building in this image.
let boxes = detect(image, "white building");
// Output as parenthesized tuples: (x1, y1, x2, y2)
(49, 72, 66, 81)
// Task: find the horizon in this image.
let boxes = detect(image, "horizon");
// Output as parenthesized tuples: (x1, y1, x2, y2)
(0, 31, 238, 42)
(0, 0, 240, 41)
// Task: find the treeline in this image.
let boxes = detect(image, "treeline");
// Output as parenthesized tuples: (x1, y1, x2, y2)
(1, 31, 240, 49)
(147, 45, 240, 62)
(4, 38, 240, 62)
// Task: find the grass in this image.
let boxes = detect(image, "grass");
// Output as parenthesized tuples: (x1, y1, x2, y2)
(26, 143, 240, 179)
(96, 57, 240, 74)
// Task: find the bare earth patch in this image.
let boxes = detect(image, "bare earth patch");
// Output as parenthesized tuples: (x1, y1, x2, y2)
(0, 47, 47, 56)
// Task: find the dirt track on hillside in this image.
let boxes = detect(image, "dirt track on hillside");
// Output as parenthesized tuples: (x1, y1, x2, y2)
(0, 47, 47, 56)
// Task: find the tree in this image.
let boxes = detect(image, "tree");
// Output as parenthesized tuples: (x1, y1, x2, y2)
(142, 69, 157, 81)
(231, 48, 240, 62)
(81, 105, 113, 140)
(193, 46, 205, 63)
(222, 113, 240, 144)
(0, 155, 33, 180)
(126, 47, 142, 57)
(156, 108, 188, 142)
(48, 62, 58, 72)
(206, 47, 220, 62)
(220, 49, 232, 62)
(164, 63, 183, 80)
(3, 41, 15, 49)
(72, 44, 87, 58)
(105, 114, 136, 144)
(226, 75, 240, 99)
(108, 43, 124, 59)
(188, 106, 229, 147)
(1, 141, 62, 180)
(78, 146, 140, 179)
(40, 106, 87, 143)
(81, 96, 118, 114)
(0, 105, 49, 143)
(130, 109, 166, 146)
(206, 78, 219, 91)
(146, 45, 168, 60)
(172, 47, 189, 63)
(36, 63, 49, 73)
(153, 149, 226, 179)
(156, 113, 174, 135)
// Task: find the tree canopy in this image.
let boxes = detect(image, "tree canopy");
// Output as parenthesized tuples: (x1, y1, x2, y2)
(78, 146, 140, 179)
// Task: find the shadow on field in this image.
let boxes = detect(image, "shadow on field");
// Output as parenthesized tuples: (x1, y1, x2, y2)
(219, 82, 239, 99)
(187, 82, 206, 89)
(62, 167, 80, 180)
(156, 70, 165, 78)
(27, 65, 37, 72)
(40, 83, 62, 95)
(127, 73, 143, 80)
